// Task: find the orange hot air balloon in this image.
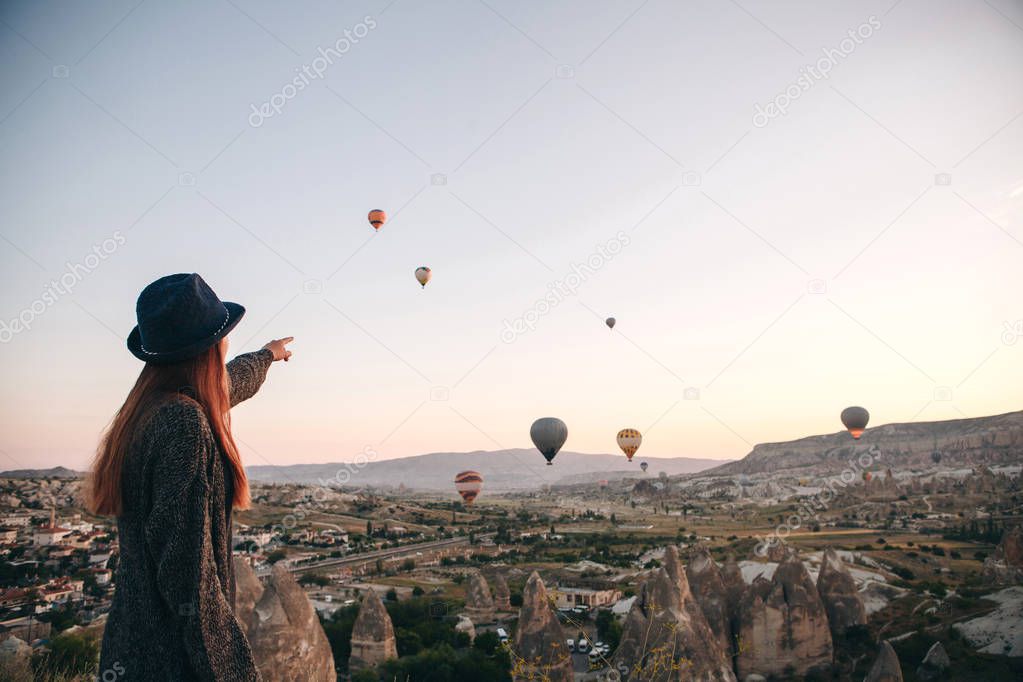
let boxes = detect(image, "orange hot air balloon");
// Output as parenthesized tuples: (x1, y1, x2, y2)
(454, 470, 483, 505)
(598, 479, 609, 489)
(617, 428, 642, 461)
(368, 209, 387, 230)
(841, 406, 869, 440)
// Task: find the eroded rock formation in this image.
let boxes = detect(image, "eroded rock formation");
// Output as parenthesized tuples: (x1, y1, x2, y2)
(686, 546, 734, 657)
(512, 572, 572, 682)
(735, 555, 833, 679)
(465, 570, 496, 624)
(616, 546, 736, 681)
(983, 525, 1023, 584)
(916, 641, 950, 680)
(489, 570, 513, 611)
(865, 641, 903, 682)
(816, 548, 867, 636)
(233, 560, 335, 682)
(349, 588, 398, 673)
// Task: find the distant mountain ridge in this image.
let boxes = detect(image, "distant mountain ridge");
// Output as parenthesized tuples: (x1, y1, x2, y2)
(699, 410, 1023, 478)
(0, 466, 83, 479)
(246, 449, 729, 491)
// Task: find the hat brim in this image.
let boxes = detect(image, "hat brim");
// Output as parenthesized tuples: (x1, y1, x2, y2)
(127, 302, 245, 364)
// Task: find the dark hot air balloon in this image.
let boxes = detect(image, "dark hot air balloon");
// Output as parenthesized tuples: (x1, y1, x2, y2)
(931, 451, 942, 464)
(841, 406, 870, 439)
(640, 461, 648, 473)
(530, 417, 568, 466)
(368, 209, 387, 230)
(605, 317, 616, 329)
(454, 471, 483, 505)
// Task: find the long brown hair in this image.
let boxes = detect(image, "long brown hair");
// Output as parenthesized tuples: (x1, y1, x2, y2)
(89, 341, 250, 515)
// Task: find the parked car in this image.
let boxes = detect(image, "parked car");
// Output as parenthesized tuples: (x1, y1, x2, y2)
(577, 638, 589, 653)
(496, 628, 509, 643)
(566, 639, 575, 652)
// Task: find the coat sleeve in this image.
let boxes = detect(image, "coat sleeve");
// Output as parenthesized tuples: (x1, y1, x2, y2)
(143, 401, 261, 681)
(226, 349, 273, 407)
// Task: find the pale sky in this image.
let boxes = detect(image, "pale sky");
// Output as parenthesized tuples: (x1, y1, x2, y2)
(1, 0, 1022, 472)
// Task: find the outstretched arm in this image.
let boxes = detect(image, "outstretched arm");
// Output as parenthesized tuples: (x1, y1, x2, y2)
(226, 337, 293, 407)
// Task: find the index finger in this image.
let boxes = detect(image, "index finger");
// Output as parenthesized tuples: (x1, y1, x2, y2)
(280, 336, 294, 344)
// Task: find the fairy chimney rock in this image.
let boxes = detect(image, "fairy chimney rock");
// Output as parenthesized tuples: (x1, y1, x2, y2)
(465, 571, 496, 624)
(686, 546, 734, 657)
(512, 572, 572, 682)
(735, 555, 833, 679)
(233, 561, 336, 682)
(489, 570, 513, 611)
(615, 546, 736, 681)
(349, 588, 398, 673)
(865, 641, 904, 682)
(916, 641, 950, 680)
(816, 548, 867, 635)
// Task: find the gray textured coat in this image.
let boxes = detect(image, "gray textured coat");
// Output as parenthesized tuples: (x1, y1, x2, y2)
(99, 350, 273, 681)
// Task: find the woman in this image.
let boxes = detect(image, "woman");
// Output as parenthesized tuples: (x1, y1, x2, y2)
(91, 273, 293, 680)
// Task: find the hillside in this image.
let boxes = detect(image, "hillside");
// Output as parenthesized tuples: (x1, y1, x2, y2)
(0, 466, 83, 479)
(700, 410, 1023, 478)
(246, 449, 728, 491)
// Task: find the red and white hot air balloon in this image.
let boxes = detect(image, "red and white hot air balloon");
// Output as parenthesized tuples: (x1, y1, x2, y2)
(454, 470, 483, 505)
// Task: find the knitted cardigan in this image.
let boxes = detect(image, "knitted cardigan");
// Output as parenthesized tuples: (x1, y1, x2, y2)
(98, 350, 273, 681)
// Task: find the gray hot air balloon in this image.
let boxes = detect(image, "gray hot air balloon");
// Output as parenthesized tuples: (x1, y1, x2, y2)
(530, 417, 568, 466)
(640, 461, 648, 473)
(605, 317, 616, 329)
(840, 406, 870, 440)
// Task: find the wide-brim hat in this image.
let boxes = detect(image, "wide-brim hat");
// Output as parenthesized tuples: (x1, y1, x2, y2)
(127, 273, 245, 364)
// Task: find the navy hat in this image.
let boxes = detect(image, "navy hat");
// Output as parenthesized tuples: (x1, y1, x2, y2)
(127, 274, 245, 364)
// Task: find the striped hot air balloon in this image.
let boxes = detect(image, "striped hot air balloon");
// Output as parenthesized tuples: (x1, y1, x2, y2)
(617, 428, 642, 461)
(368, 209, 387, 230)
(454, 470, 483, 505)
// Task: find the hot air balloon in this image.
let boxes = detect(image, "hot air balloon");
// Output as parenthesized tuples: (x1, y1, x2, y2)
(640, 461, 648, 473)
(530, 417, 568, 466)
(862, 471, 872, 482)
(605, 317, 616, 330)
(931, 450, 942, 464)
(368, 209, 387, 230)
(598, 479, 609, 489)
(616, 429, 642, 461)
(415, 267, 432, 288)
(454, 470, 483, 505)
(841, 406, 870, 439)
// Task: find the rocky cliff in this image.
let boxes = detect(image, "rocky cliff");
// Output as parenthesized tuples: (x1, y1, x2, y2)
(816, 548, 867, 635)
(233, 560, 335, 682)
(735, 555, 833, 678)
(616, 546, 736, 681)
(349, 588, 398, 673)
(512, 572, 572, 682)
(703, 410, 1023, 477)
